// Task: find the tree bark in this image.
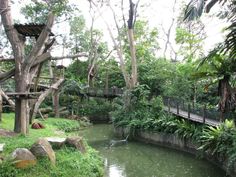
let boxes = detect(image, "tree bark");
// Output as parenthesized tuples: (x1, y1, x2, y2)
(218, 75, 232, 121)
(128, 28, 137, 88)
(53, 90, 60, 117)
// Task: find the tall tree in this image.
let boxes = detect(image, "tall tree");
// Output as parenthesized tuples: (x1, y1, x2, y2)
(0, 0, 54, 134)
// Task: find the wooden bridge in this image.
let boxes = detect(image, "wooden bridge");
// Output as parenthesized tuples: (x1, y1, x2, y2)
(83, 88, 225, 126)
(162, 98, 226, 127)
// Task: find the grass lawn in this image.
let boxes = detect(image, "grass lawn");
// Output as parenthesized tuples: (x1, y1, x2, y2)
(0, 113, 104, 177)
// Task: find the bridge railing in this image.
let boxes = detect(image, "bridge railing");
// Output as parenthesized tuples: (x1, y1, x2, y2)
(163, 97, 234, 122)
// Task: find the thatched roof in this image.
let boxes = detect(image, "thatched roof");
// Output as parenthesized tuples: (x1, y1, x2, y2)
(14, 23, 54, 37)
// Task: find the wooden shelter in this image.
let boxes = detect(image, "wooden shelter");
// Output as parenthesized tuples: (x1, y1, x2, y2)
(14, 24, 54, 37)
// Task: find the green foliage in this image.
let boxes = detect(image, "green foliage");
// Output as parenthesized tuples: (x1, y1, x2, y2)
(52, 119, 80, 132)
(77, 99, 113, 118)
(0, 160, 18, 177)
(199, 119, 235, 153)
(21, 0, 75, 23)
(198, 119, 236, 170)
(111, 85, 164, 128)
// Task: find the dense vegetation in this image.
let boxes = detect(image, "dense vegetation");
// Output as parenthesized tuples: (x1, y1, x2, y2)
(111, 86, 236, 173)
(1, 0, 236, 176)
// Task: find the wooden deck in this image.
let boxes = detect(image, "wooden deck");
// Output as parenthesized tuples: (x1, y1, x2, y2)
(163, 106, 220, 126)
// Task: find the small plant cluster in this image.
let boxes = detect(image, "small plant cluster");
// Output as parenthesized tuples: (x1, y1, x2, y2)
(198, 120, 236, 170)
(52, 119, 80, 132)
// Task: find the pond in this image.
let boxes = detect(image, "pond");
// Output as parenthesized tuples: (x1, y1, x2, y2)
(79, 124, 227, 177)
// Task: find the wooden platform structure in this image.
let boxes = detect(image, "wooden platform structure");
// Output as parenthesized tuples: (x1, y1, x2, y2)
(6, 92, 43, 99)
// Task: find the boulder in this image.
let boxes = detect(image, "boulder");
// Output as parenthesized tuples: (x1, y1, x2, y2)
(46, 137, 66, 149)
(65, 137, 86, 153)
(30, 138, 56, 165)
(0, 143, 5, 152)
(11, 148, 37, 168)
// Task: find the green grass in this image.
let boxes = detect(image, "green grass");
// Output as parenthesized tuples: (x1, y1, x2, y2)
(0, 113, 104, 177)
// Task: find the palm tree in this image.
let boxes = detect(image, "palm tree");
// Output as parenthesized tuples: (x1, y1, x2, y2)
(184, 0, 236, 58)
(184, 0, 236, 121)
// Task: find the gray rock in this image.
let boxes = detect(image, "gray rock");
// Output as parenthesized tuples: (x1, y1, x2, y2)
(65, 137, 86, 153)
(0, 143, 5, 152)
(11, 148, 37, 168)
(46, 137, 66, 149)
(30, 138, 56, 165)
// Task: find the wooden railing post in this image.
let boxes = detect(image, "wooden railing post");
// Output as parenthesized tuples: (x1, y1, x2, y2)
(188, 103, 190, 119)
(0, 94, 2, 122)
(168, 98, 170, 113)
(203, 105, 206, 124)
(177, 102, 179, 115)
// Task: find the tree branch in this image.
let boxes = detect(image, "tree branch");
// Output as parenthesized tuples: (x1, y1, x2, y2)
(0, 88, 15, 109)
(52, 53, 88, 60)
(31, 78, 64, 120)
(25, 13, 55, 69)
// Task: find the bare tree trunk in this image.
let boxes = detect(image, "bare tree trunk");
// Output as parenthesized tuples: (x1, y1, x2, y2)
(128, 28, 137, 88)
(53, 90, 60, 117)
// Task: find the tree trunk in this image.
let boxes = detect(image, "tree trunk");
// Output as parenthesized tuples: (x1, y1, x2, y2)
(14, 73, 29, 134)
(218, 75, 232, 121)
(53, 90, 60, 117)
(128, 28, 137, 88)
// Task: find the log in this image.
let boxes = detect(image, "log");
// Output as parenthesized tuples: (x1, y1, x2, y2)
(0, 94, 2, 122)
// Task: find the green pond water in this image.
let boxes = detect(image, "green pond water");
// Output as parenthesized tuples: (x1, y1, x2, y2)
(79, 124, 227, 177)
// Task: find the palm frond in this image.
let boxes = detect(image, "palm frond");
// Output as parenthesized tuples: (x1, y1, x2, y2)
(184, 0, 206, 21)
(221, 22, 236, 58)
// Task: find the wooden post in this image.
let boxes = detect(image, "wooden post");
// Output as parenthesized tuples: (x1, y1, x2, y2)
(0, 94, 2, 122)
(168, 98, 170, 113)
(203, 105, 206, 124)
(177, 102, 179, 115)
(188, 103, 190, 119)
